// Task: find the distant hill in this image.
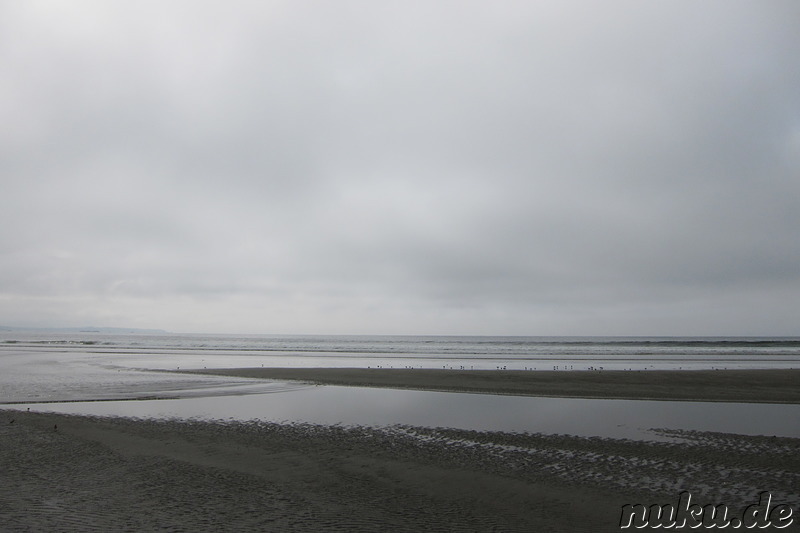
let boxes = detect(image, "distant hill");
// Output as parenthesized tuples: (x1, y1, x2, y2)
(0, 325, 168, 334)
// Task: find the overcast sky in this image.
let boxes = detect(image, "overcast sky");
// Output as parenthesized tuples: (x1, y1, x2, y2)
(2, 1, 799, 336)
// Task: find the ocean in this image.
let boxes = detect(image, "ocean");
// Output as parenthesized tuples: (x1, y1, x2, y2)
(3, 332, 800, 370)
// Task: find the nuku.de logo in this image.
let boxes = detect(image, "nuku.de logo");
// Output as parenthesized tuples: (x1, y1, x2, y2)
(620, 491, 794, 529)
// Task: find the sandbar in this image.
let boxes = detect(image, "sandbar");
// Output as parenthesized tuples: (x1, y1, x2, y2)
(185, 367, 800, 403)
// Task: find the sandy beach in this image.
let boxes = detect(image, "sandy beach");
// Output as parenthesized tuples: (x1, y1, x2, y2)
(2, 368, 799, 531)
(188, 367, 800, 403)
(2, 410, 798, 532)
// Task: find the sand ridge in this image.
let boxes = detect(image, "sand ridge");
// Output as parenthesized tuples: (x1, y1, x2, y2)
(184, 367, 800, 404)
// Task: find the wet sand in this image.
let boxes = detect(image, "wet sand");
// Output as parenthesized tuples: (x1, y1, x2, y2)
(187, 367, 800, 403)
(2, 411, 798, 532)
(3, 369, 799, 531)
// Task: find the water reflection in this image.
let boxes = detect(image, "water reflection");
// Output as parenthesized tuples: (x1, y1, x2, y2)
(13, 385, 800, 442)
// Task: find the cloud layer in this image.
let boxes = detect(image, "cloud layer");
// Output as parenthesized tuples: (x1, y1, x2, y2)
(2, 1, 799, 334)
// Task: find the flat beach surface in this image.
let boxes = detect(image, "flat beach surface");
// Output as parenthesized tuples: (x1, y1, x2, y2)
(188, 367, 800, 403)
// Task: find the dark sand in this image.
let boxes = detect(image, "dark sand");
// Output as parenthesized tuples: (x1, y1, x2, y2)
(187, 367, 800, 403)
(2, 411, 799, 532)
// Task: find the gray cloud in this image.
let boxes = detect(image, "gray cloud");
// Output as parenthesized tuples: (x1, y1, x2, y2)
(2, 1, 799, 334)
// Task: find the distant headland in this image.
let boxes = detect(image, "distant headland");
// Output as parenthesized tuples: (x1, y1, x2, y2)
(0, 325, 168, 334)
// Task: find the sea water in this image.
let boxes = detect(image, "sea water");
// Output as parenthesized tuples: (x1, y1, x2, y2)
(4, 332, 800, 371)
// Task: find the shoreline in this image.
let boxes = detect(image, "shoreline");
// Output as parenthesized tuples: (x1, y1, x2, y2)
(183, 367, 800, 404)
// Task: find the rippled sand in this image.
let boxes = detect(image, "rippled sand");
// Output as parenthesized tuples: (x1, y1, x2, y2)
(2, 411, 799, 532)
